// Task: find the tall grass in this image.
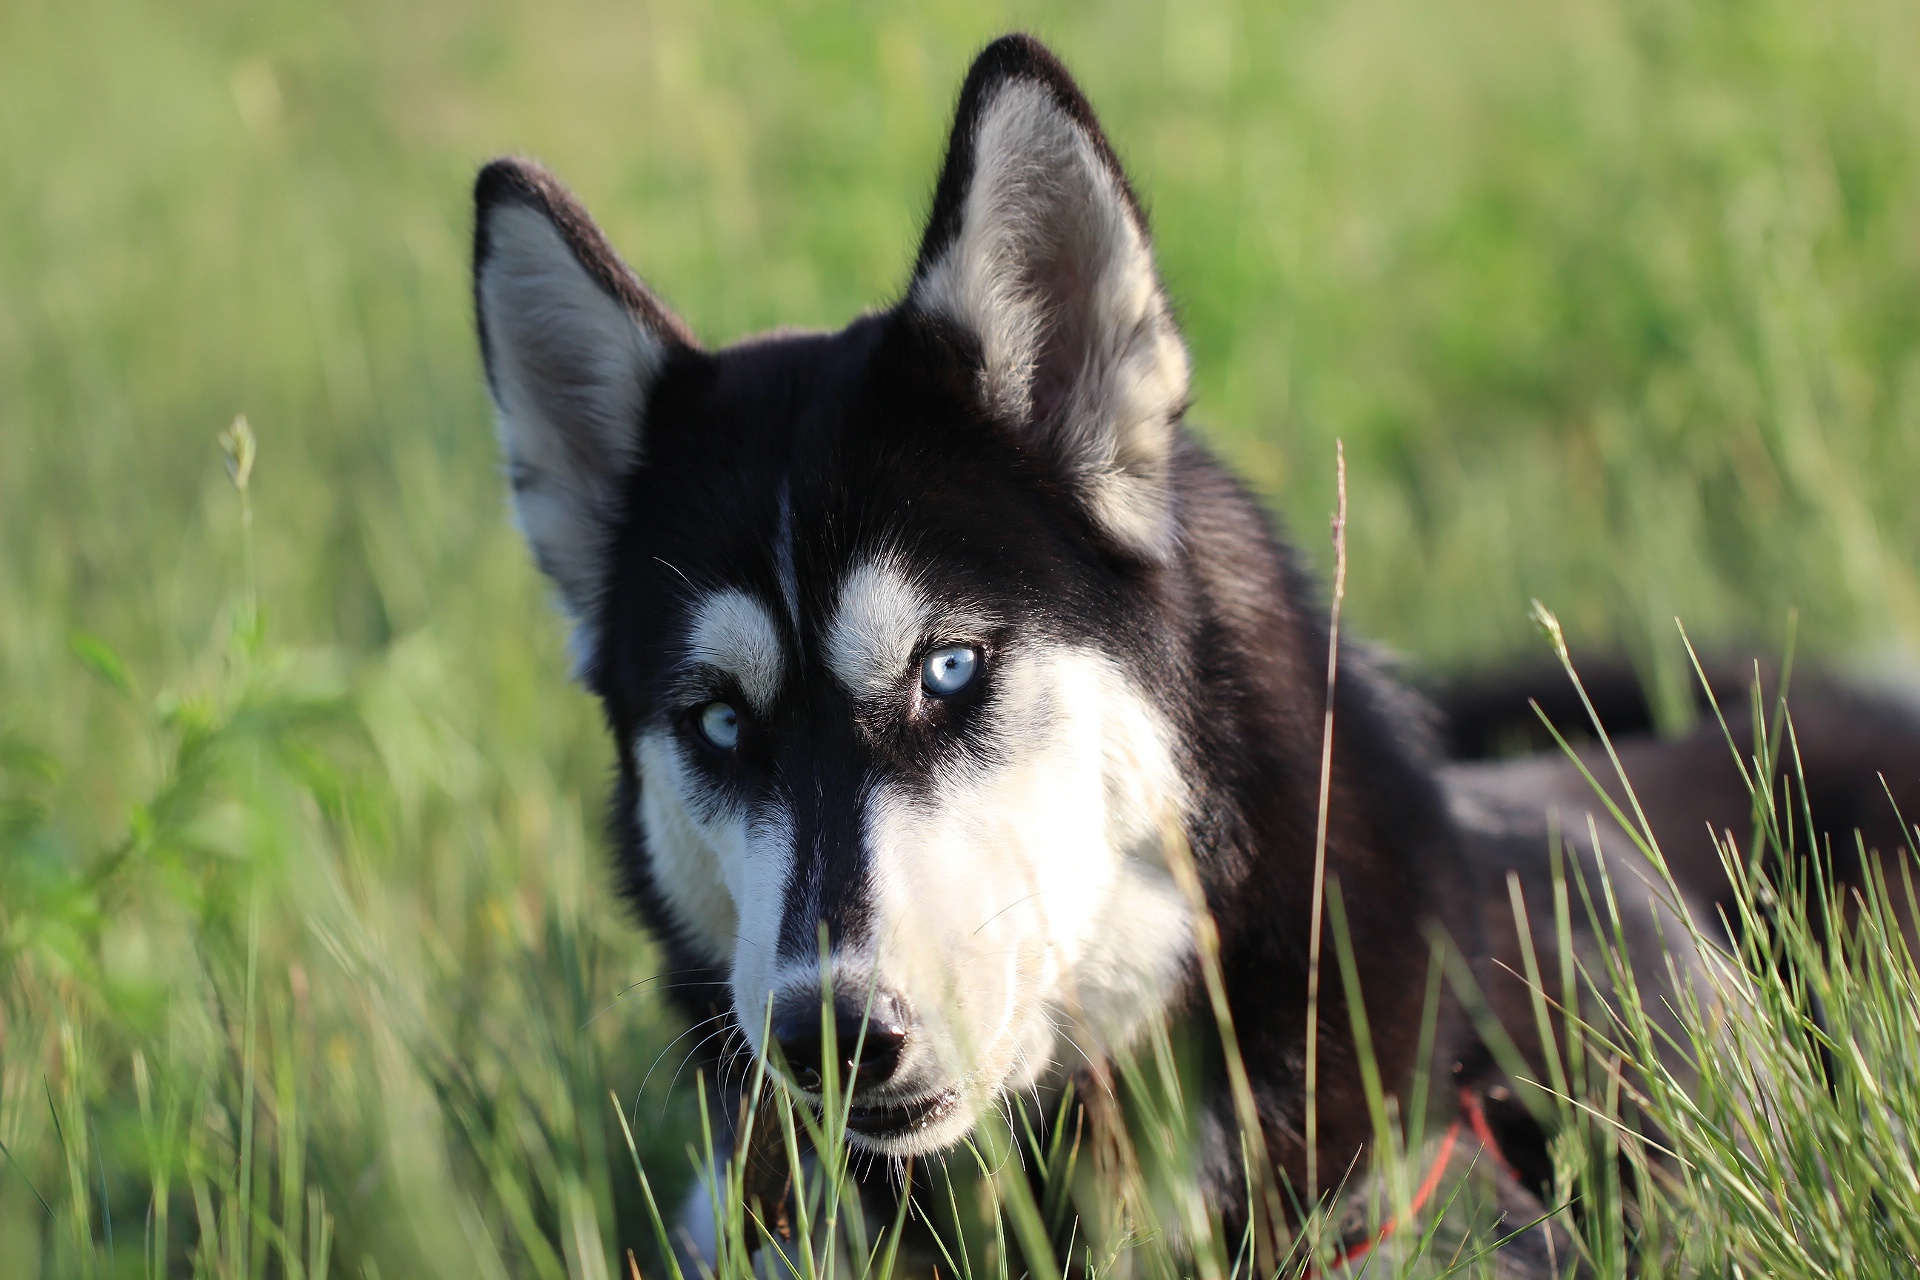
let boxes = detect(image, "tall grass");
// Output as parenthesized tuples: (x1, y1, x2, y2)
(1495, 616, 1920, 1278)
(5, 0, 1920, 1275)
(8, 425, 1918, 1276)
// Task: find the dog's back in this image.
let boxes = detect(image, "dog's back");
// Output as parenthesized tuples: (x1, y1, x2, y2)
(1436, 660, 1920, 937)
(1431, 662, 1920, 1239)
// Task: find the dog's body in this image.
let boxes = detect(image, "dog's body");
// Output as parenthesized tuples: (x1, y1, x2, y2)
(471, 35, 1920, 1265)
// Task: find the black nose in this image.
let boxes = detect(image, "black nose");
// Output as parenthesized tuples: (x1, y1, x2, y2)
(770, 994, 907, 1095)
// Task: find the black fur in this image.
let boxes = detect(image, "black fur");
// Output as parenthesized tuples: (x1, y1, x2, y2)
(1433, 657, 1920, 939)
(473, 33, 1920, 1266)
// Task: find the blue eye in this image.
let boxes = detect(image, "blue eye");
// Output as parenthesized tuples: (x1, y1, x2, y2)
(920, 645, 980, 697)
(698, 701, 740, 750)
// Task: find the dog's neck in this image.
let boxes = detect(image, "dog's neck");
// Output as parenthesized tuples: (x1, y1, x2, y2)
(1154, 427, 1480, 1197)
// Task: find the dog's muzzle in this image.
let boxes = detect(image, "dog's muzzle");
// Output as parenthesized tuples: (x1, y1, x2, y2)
(768, 985, 910, 1097)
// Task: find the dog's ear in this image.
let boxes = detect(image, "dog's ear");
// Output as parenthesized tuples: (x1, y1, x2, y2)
(473, 158, 696, 626)
(909, 35, 1189, 558)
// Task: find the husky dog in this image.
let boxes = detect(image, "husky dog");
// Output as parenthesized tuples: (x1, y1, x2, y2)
(472, 33, 1920, 1263)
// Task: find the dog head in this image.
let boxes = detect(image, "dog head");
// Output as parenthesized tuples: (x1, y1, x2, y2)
(474, 35, 1200, 1155)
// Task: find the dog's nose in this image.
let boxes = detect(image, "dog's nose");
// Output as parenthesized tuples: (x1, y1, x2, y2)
(769, 994, 908, 1095)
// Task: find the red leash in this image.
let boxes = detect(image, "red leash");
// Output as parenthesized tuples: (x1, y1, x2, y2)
(1456, 1086, 1516, 1181)
(1305, 1088, 1502, 1275)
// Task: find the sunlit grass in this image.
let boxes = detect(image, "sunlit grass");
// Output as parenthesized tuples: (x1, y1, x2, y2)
(5, 0, 1920, 1274)
(9, 431, 1916, 1276)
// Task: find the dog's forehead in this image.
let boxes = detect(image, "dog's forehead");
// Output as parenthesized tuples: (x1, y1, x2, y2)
(668, 520, 1000, 722)
(607, 314, 1102, 711)
(678, 326, 1002, 577)
(679, 500, 984, 703)
(662, 558, 953, 738)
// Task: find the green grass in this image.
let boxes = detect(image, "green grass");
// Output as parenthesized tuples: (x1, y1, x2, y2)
(4, 0, 1920, 1275)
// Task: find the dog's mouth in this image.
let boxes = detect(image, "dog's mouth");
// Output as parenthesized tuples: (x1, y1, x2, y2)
(842, 1088, 962, 1139)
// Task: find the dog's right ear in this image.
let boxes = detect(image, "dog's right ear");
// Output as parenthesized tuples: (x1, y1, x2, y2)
(473, 158, 696, 627)
(907, 36, 1189, 561)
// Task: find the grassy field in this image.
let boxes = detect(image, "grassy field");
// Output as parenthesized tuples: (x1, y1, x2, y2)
(4, 0, 1920, 1275)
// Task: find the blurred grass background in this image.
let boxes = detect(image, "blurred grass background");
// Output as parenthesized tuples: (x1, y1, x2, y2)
(3, 0, 1919, 1274)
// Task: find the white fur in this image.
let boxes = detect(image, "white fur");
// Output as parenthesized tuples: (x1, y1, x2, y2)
(643, 552, 1194, 1156)
(781, 636, 1191, 1156)
(674, 1175, 720, 1270)
(636, 726, 803, 1015)
(824, 555, 938, 703)
(725, 806, 798, 1045)
(477, 201, 667, 630)
(637, 732, 740, 965)
(910, 80, 1190, 557)
(686, 589, 787, 714)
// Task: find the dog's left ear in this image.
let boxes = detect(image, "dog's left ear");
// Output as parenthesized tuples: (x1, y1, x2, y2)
(909, 35, 1190, 559)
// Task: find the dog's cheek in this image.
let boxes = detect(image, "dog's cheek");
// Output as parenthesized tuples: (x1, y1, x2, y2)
(992, 648, 1135, 977)
(863, 781, 1024, 1078)
(634, 731, 804, 1047)
(856, 647, 1124, 1079)
(974, 648, 1195, 1064)
(1064, 654, 1196, 1054)
(637, 731, 739, 966)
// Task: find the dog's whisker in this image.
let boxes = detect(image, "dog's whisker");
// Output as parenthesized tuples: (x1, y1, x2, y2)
(637, 1012, 735, 1098)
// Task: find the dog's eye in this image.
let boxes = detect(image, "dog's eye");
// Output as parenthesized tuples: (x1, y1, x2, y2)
(920, 646, 979, 697)
(697, 701, 741, 750)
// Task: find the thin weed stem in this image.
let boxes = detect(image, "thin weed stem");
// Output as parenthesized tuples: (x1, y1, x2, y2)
(1305, 440, 1349, 1207)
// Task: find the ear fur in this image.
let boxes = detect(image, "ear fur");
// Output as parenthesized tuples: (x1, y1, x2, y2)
(909, 35, 1190, 558)
(473, 158, 695, 631)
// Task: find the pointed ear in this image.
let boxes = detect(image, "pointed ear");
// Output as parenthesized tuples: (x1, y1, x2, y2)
(473, 158, 696, 626)
(908, 35, 1190, 558)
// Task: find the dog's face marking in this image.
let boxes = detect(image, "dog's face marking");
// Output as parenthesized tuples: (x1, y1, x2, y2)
(685, 588, 786, 715)
(475, 38, 1202, 1154)
(825, 556, 942, 705)
(636, 729, 740, 966)
(855, 642, 1197, 1100)
(612, 536, 1197, 1152)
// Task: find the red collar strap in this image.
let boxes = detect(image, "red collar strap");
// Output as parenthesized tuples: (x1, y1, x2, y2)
(1306, 1087, 1507, 1275)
